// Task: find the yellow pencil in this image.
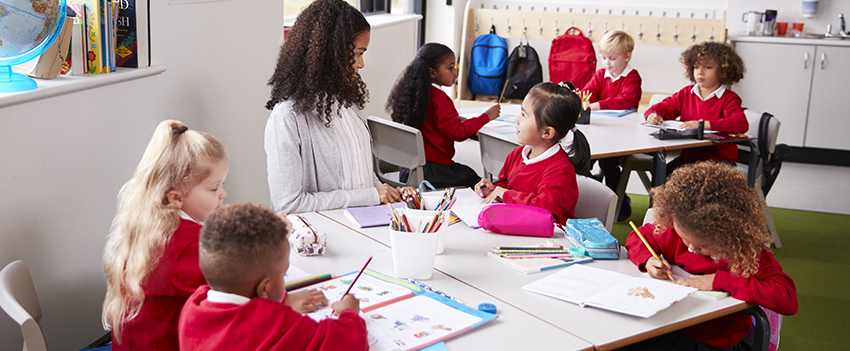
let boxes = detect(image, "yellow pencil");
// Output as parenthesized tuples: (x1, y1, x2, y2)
(628, 221, 675, 281)
(498, 79, 510, 104)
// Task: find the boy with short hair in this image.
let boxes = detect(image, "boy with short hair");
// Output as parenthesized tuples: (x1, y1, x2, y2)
(583, 30, 643, 222)
(582, 30, 642, 111)
(178, 203, 367, 351)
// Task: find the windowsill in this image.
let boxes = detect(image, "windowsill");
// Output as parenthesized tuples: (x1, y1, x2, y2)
(283, 13, 421, 28)
(0, 65, 167, 109)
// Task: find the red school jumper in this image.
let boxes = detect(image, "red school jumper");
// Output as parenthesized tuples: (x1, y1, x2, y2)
(113, 219, 206, 351)
(645, 85, 748, 163)
(179, 285, 368, 351)
(498, 145, 579, 225)
(626, 223, 798, 349)
(582, 67, 643, 110)
(423, 85, 490, 166)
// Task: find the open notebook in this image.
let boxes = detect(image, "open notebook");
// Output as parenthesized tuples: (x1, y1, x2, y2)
(293, 270, 497, 351)
(522, 264, 697, 318)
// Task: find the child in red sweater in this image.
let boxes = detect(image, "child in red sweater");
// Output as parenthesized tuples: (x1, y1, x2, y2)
(474, 82, 591, 225)
(179, 203, 367, 351)
(623, 162, 797, 351)
(387, 42, 500, 188)
(645, 42, 748, 176)
(582, 30, 642, 222)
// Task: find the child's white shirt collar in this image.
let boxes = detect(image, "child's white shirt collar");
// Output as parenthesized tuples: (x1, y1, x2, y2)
(522, 143, 561, 165)
(690, 84, 727, 101)
(604, 64, 633, 82)
(179, 210, 200, 224)
(207, 289, 251, 306)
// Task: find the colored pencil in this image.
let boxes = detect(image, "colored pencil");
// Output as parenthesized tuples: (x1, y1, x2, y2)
(480, 178, 507, 189)
(505, 254, 573, 259)
(629, 221, 674, 281)
(284, 273, 333, 291)
(495, 245, 563, 250)
(499, 79, 510, 103)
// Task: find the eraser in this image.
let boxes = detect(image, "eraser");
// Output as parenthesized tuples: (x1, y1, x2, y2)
(569, 247, 586, 258)
(478, 303, 497, 314)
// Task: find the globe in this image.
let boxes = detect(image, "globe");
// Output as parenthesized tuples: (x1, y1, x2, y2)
(0, 0, 67, 92)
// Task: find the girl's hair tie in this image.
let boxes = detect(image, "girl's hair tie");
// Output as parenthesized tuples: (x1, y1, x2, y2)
(172, 124, 188, 135)
(571, 126, 578, 133)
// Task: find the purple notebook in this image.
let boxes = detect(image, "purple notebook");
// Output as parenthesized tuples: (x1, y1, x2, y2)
(344, 203, 406, 228)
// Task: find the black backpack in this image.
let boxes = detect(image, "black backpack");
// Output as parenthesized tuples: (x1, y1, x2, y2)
(503, 38, 543, 99)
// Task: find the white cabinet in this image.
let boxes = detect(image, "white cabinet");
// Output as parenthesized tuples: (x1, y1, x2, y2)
(806, 45, 850, 150)
(733, 40, 850, 150)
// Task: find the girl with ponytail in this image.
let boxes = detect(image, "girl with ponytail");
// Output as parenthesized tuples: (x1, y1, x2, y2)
(103, 120, 228, 350)
(386, 42, 500, 188)
(475, 82, 591, 225)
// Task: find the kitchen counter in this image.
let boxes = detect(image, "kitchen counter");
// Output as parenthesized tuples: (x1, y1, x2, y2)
(730, 35, 850, 47)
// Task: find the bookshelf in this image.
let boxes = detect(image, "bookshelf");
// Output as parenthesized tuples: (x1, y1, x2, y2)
(0, 65, 166, 109)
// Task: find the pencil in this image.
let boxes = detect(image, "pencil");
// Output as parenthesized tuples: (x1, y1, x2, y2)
(498, 79, 510, 104)
(284, 273, 333, 291)
(342, 256, 373, 297)
(628, 221, 674, 281)
(480, 178, 507, 189)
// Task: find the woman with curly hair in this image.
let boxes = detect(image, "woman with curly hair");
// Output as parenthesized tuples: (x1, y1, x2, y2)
(386, 43, 500, 188)
(623, 162, 797, 351)
(645, 41, 748, 175)
(264, 0, 400, 213)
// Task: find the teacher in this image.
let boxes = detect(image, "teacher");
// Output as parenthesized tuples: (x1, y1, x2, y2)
(264, 0, 401, 214)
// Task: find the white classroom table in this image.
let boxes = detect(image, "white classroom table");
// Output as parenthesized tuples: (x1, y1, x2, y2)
(467, 104, 714, 186)
(317, 210, 750, 351)
(288, 212, 594, 351)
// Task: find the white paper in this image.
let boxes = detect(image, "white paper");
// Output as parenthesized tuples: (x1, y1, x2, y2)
(284, 265, 311, 282)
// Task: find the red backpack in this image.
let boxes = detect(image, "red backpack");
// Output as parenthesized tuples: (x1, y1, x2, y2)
(548, 28, 596, 88)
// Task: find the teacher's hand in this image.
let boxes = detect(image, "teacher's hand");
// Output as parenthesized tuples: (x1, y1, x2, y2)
(377, 184, 401, 204)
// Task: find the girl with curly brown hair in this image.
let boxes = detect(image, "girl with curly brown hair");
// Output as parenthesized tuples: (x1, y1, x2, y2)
(386, 43, 500, 188)
(623, 162, 797, 351)
(645, 42, 748, 176)
(264, 0, 400, 214)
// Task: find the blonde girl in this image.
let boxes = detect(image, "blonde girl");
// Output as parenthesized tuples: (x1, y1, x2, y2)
(102, 120, 228, 350)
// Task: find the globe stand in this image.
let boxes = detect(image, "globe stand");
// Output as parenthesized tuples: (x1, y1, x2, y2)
(0, 65, 38, 93)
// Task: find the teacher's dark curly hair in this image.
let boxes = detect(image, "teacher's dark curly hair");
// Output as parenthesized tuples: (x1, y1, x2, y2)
(265, 0, 370, 125)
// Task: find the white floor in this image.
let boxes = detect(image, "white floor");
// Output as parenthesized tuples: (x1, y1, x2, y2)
(454, 139, 850, 216)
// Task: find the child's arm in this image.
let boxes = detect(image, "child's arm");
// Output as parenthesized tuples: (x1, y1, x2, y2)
(285, 288, 330, 313)
(433, 89, 495, 140)
(626, 223, 674, 271)
(644, 87, 686, 122)
(595, 71, 642, 110)
(711, 252, 798, 315)
(582, 70, 604, 106)
(705, 93, 748, 133)
(499, 168, 577, 220)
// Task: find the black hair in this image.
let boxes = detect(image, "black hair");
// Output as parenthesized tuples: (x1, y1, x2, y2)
(526, 82, 592, 176)
(199, 203, 290, 291)
(265, 0, 371, 126)
(386, 43, 455, 128)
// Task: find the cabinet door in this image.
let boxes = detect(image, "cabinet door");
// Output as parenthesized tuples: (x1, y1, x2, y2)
(805, 46, 850, 150)
(733, 42, 815, 147)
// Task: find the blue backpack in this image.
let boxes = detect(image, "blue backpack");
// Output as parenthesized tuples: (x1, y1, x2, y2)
(469, 26, 508, 96)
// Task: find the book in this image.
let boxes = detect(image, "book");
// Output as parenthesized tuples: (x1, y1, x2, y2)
(24, 16, 74, 79)
(294, 269, 497, 351)
(439, 188, 488, 229)
(641, 265, 730, 301)
(68, 0, 104, 74)
(641, 120, 718, 135)
(522, 264, 697, 318)
(591, 109, 635, 117)
(115, 0, 149, 67)
(488, 249, 593, 273)
(344, 202, 405, 228)
(703, 132, 752, 144)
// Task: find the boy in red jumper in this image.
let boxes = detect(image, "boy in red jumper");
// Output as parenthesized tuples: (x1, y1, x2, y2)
(623, 162, 797, 351)
(645, 42, 748, 176)
(179, 203, 367, 351)
(582, 30, 643, 222)
(475, 82, 591, 225)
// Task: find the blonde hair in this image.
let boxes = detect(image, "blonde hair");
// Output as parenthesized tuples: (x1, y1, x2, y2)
(598, 30, 634, 55)
(102, 120, 227, 343)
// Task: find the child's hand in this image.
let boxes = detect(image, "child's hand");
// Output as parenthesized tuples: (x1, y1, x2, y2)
(284, 288, 329, 313)
(483, 187, 507, 204)
(646, 113, 663, 125)
(645, 256, 672, 280)
(377, 184, 401, 204)
(678, 120, 711, 130)
(676, 273, 716, 291)
(332, 294, 361, 315)
(474, 178, 493, 197)
(484, 104, 501, 121)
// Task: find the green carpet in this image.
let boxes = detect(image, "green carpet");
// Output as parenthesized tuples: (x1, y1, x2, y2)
(610, 195, 850, 351)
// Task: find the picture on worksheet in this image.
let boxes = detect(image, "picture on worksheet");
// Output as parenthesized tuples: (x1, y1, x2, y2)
(298, 272, 415, 321)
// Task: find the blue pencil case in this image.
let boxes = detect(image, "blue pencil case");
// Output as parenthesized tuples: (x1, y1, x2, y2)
(564, 218, 620, 260)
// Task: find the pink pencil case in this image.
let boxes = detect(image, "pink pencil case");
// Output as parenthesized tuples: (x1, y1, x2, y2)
(478, 204, 555, 237)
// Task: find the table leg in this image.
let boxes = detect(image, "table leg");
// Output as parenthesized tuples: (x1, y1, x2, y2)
(650, 151, 666, 187)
